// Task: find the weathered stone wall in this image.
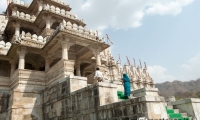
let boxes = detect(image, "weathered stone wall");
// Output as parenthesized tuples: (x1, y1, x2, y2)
(0, 76, 10, 91)
(0, 91, 9, 120)
(43, 78, 118, 120)
(8, 87, 43, 120)
(10, 69, 46, 89)
(43, 78, 167, 120)
(131, 88, 168, 119)
(43, 88, 165, 120)
(171, 98, 200, 120)
(46, 59, 75, 85)
(0, 92, 9, 113)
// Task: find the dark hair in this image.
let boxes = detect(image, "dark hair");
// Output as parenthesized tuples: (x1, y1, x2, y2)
(96, 68, 100, 70)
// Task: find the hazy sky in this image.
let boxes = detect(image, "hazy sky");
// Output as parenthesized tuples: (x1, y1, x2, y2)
(0, 0, 200, 83)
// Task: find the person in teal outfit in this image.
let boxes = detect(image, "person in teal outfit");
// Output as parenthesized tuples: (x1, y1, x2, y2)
(121, 73, 131, 99)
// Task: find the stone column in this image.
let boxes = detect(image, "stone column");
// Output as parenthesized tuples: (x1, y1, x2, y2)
(59, 37, 74, 60)
(96, 52, 101, 66)
(41, 53, 51, 72)
(9, 60, 16, 76)
(76, 61, 81, 76)
(90, 47, 101, 66)
(13, 21, 20, 36)
(46, 16, 51, 29)
(37, 0, 43, 13)
(42, 15, 55, 29)
(17, 47, 27, 69)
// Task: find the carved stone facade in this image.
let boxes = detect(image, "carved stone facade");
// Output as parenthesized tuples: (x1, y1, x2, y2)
(0, 0, 198, 120)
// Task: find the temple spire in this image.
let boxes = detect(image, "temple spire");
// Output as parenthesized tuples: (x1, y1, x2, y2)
(139, 59, 142, 68)
(133, 58, 136, 67)
(144, 62, 147, 69)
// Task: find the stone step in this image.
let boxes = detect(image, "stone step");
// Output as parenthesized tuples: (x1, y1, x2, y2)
(181, 113, 188, 117)
(118, 99, 124, 102)
(174, 109, 179, 113)
(166, 105, 173, 109)
(170, 118, 190, 120)
(188, 117, 193, 120)
(168, 113, 182, 118)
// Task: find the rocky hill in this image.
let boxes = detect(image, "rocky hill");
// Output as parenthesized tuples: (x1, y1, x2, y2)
(155, 78, 200, 99)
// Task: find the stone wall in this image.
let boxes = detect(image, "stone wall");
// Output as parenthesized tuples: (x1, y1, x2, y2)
(8, 86, 43, 120)
(10, 69, 46, 89)
(43, 78, 118, 120)
(43, 78, 168, 120)
(46, 59, 75, 85)
(0, 91, 9, 120)
(0, 76, 10, 91)
(0, 91, 9, 113)
(171, 98, 200, 120)
(132, 87, 168, 119)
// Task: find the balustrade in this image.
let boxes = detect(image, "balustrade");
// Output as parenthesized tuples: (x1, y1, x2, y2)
(0, 41, 11, 55)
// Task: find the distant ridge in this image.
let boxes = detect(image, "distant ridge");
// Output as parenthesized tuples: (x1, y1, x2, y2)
(155, 78, 200, 99)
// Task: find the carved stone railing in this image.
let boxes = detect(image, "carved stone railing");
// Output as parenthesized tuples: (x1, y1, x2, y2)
(0, 41, 11, 55)
(10, 69, 46, 88)
(10, 3, 83, 25)
(47, 21, 105, 43)
(43, 4, 84, 25)
(11, 31, 46, 48)
(0, 21, 7, 34)
(11, 0, 30, 7)
(51, 0, 67, 5)
(11, 11, 36, 22)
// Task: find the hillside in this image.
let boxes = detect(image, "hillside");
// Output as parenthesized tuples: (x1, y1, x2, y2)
(155, 78, 200, 99)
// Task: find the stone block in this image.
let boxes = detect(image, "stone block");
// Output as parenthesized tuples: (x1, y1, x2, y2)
(131, 87, 159, 97)
(171, 98, 200, 120)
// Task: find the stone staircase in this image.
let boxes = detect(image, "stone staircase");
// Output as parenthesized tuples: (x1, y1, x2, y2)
(166, 105, 191, 120)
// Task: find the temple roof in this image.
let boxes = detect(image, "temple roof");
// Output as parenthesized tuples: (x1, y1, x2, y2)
(0, 0, 110, 59)
(7, 0, 71, 14)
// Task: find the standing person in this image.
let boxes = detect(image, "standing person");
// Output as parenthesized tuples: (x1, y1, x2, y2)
(121, 73, 131, 99)
(94, 67, 104, 83)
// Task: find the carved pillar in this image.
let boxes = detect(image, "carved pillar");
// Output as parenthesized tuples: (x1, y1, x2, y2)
(90, 47, 101, 66)
(42, 15, 55, 29)
(76, 61, 81, 76)
(62, 43, 69, 60)
(13, 21, 20, 36)
(37, 0, 43, 13)
(41, 53, 51, 72)
(59, 37, 74, 60)
(46, 17, 51, 29)
(9, 60, 16, 76)
(17, 47, 27, 69)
